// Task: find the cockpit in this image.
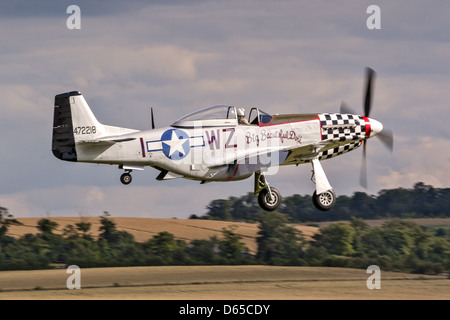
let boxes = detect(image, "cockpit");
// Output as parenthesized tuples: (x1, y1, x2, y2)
(248, 108, 273, 125)
(171, 105, 273, 128)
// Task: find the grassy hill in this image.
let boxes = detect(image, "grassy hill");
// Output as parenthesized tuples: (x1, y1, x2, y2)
(8, 217, 319, 254)
(9, 217, 449, 254)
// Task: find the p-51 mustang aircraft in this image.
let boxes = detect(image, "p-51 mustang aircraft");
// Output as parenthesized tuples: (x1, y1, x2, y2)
(52, 68, 392, 211)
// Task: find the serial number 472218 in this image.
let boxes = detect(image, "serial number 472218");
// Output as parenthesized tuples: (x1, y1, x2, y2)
(73, 126, 96, 135)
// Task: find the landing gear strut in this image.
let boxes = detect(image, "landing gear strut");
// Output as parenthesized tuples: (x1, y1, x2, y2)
(255, 171, 281, 211)
(310, 159, 336, 211)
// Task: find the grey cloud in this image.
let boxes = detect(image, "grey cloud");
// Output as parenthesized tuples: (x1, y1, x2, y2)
(0, 0, 208, 18)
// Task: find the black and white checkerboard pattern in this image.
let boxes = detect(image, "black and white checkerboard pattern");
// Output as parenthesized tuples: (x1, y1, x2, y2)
(318, 141, 362, 160)
(317, 113, 366, 160)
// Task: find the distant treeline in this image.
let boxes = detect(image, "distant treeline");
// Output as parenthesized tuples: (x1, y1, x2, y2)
(0, 209, 449, 275)
(0, 212, 254, 271)
(193, 182, 450, 222)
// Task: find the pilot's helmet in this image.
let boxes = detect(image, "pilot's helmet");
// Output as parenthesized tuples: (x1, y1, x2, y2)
(237, 108, 245, 117)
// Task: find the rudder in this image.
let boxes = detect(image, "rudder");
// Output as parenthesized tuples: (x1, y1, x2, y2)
(52, 91, 105, 161)
(52, 91, 78, 161)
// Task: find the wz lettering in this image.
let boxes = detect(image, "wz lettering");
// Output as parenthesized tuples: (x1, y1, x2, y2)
(205, 128, 236, 150)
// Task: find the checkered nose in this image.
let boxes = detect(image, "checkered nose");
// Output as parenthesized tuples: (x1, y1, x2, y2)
(369, 118, 383, 138)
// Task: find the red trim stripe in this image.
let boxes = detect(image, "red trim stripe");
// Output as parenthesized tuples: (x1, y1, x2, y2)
(140, 138, 146, 158)
(227, 163, 240, 180)
(317, 114, 323, 141)
(362, 116, 371, 138)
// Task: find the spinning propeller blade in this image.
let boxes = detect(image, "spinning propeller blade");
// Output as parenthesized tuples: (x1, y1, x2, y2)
(360, 141, 368, 189)
(360, 67, 374, 189)
(340, 102, 356, 115)
(363, 68, 394, 153)
(377, 129, 394, 152)
(364, 67, 375, 117)
(342, 67, 394, 189)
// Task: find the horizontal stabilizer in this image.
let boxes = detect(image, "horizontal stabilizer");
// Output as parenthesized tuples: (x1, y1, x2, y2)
(78, 136, 136, 145)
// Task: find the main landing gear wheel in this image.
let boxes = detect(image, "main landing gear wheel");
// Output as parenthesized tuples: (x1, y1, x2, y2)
(258, 187, 281, 211)
(120, 172, 132, 185)
(312, 189, 336, 211)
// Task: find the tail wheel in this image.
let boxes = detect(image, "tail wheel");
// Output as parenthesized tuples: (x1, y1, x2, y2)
(312, 189, 336, 211)
(120, 173, 132, 185)
(258, 187, 281, 211)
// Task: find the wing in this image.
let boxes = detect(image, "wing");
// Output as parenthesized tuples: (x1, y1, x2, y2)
(204, 135, 362, 181)
(284, 137, 363, 164)
(206, 145, 292, 168)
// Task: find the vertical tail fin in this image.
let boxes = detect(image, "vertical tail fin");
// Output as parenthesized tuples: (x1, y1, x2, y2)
(67, 92, 106, 142)
(52, 91, 106, 161)
(70, 94, 102, 127)
(52, 91, 139, 162)
(52, 91, 78, 161)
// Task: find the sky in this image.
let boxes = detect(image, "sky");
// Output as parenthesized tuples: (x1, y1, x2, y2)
(0, 0, 449, 219)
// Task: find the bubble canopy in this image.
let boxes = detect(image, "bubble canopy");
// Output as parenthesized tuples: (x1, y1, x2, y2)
(171, 105, 238, 128)
(171, 105, 273, 128)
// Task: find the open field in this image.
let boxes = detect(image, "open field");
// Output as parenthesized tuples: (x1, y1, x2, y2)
(3, 218, 450, 300)
(0, 265, 448, 300)
(8, 217, 319, 254)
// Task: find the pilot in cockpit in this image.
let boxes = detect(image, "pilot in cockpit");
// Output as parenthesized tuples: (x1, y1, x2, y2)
(237, 107, 250, 125)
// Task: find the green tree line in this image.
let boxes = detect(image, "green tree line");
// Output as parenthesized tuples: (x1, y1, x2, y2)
(0, 209, 449, 275)
(196, 182, 450, 222)
(0, 211, 253, 271)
